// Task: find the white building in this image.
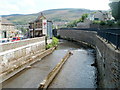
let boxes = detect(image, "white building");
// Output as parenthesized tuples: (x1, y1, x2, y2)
(88, 11, 113, 21)
(42, 19, 47, 35)
(47, 20, 53, 39)
(0, 17, 18, 39)
(77, 11, 114, 28)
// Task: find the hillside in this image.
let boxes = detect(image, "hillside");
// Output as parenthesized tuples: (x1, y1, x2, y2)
(2, 8, 95, 25)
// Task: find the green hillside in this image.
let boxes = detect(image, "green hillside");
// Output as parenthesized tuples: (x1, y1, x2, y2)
(3, 8, 95, 25)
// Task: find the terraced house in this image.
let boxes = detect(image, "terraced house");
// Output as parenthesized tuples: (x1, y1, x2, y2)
(29, 13, 47, 38)
(29, 13, 53, 38)
(88, 11, 113, 21)
(0, 17, 18, 39)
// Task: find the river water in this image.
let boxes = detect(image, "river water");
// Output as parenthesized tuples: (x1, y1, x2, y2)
(48, 40, 97, 88)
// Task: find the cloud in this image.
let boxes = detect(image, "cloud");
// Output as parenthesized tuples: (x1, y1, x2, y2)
(0, 0, 110, 15)
(110, 0, 120, 2)
(0, 0, 39, 15)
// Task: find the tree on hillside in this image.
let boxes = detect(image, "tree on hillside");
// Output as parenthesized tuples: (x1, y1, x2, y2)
(67, 14, 88, 28)
(20, 27, 27, 34)
(109, 1, 120, 21)
(81, 14, 88, 22)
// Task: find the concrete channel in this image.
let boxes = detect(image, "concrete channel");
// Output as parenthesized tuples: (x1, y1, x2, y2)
(2, 48, 68, 88)
(39, 51, 72, 89)
(2, 40, 97, 89)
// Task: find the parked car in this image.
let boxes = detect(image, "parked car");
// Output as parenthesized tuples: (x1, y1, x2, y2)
(12, 37, 23, 42)
(0, 38, 10, 43)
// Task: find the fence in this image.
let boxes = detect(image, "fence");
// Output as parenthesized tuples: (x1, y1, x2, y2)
(97, 30, 120, 49)
(59, 28, 98, 31)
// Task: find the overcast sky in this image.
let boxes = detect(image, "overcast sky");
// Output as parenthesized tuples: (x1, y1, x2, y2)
(0, 0, 110, 15)
(110, 0, 120, 2)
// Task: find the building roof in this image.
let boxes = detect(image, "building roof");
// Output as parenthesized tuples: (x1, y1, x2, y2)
(1, 18, 14, 25)
(29, 13, 47, 24)
(36, 13, 46, 21)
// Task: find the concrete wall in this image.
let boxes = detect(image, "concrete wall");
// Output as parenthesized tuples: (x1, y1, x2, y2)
(90, 24, 120, 29)
(58, 29, 120, 88)
(0, 40, 45, 74)
(0, 36, 45, 52)
(0, 38, 52, 83)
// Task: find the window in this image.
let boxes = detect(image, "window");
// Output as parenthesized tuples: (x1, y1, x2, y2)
(94, 18, 99, 20)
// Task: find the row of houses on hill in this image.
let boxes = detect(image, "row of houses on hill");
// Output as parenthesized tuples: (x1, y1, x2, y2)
(77, 11, 114, 28)
(88, 11, 113, 21)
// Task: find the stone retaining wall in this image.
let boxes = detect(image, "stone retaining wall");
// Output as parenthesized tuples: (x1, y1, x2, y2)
(0, 39, 52, 83)
(0, 37, 45, 52)
(58, 29, 120, 88)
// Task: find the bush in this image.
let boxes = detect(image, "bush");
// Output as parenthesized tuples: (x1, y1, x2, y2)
(67, 13, 88, 28)
(100, 21, 106, 25)
(56, 35, 61, 39)
(51, 37, 59, 46)
(93, 20, 106, 25)
(106, 20, 114, 26)
(46, 44, 53, 49)
(46, 37, 59, 49)
(117, 20, 120, 26)
(92, 20, 101, 24)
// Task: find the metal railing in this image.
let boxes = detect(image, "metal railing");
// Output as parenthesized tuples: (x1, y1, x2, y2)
(97, 30, 120, 49)
(59, 28, 98, 31)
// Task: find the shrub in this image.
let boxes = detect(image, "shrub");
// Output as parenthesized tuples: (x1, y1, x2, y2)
(46, 44, 53, 49)
(92, 20, 101, 24)
(106, 20, 114, 26)
(56, 35, 61, 39)
(100, 21, 106, 25)
(117, 20, 120, 26)
(51, 37, 59, 46)
(46, 37, 59, 49)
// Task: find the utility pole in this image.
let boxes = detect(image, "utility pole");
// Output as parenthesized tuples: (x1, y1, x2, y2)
(45, 36, 48, 50)
(33, 28, 35, 38)
(33, 23, 35, 38)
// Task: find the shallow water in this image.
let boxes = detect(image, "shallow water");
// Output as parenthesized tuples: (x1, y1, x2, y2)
(49, 40, 97, 88)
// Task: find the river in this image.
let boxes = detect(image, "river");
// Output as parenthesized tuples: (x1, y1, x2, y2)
(48, 40, 97, 88)
(2, 40, 97, 88)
